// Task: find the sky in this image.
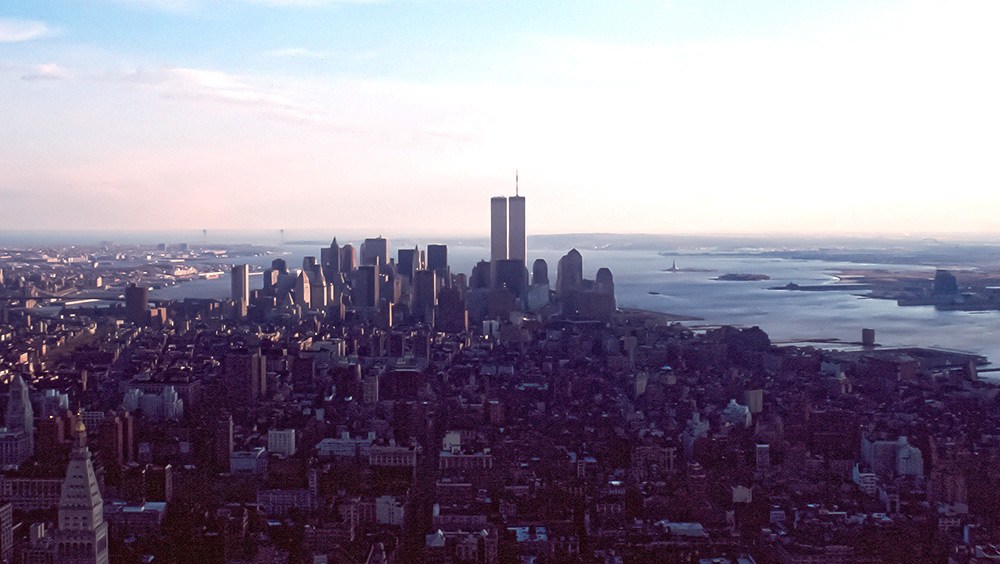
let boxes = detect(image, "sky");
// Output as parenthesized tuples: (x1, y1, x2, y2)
(1, 0, 999, 238)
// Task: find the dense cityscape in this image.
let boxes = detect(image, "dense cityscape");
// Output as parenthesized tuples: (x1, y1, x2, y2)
(0, 193, 997, 563)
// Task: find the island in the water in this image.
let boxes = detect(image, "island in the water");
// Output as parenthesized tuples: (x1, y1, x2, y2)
(715, 273, 770, 281)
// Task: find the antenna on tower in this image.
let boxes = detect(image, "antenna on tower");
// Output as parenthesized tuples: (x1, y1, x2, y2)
(515, 169, 519, 196)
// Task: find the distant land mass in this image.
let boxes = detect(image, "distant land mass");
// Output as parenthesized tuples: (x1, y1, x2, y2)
(5, 231, 1000, 269)
(715, 273, 771, 281)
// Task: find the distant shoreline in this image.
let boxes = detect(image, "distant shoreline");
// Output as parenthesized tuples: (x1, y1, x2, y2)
(617, 307, 703, 323)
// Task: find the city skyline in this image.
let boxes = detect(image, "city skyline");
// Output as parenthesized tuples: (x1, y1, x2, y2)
(2, 1, 1000, 236)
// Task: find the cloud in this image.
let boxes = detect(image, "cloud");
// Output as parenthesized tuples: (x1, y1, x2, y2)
(265, 47, 339, 59)
(110, 0, 383, 10)
(0, 18, 54, 43)
(88, 64, 349, 129)
(20, 63, 73, 81)
(109, 0, 198, 11)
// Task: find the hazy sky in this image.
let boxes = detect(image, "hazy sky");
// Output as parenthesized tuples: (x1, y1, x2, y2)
(2, 1, 999, 237)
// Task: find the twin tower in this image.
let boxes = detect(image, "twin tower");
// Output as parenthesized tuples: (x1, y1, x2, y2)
(490, 194, 526, 267)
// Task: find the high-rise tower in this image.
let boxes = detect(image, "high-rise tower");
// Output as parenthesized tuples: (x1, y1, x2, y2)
(508, 194, 526, 264)
(124, 283, 148, 325)
(1, 374, 34, 467)
(231, 264, 249, 304)
(361, 237, 390, 266)
(56, 419, 109, 563)
(490, 196, 508, 264)
(321, 238, 341, 280)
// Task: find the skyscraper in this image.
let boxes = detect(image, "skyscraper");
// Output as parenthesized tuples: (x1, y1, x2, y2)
(556, 249, 583, 295)
(427, 244, 448, 273)
(56, 420, 110, 563)
(224, 349, 267, 406)
(124, 283, 149, 325)
(215, 413, 233, 470)
(231, 264, 249, 304)
(352, 265, 379, 308)
(411, 269, 438, 321)
(321, 238, 341, 280)
(397, 246, 419, 281)
(427, 244, 449, 288)
(490, 196, 508, 271)
(361, 237, 390, 266)
(340, 244, 357, 272)
(508, 194, 526, 264)
(0, 374, 34, 467)
(309, 266, 328, 308)
(294, 269, 311, 309)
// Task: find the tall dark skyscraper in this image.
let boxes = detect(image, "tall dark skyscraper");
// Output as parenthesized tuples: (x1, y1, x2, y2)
(556, 249, 583, 294)
(124, 283, 149, 325)
(224, 349, 267, 406)
(490, 196, 508, 277)
(361, 237, 389, 266)
(532, 258, 549, 286)
(231, 264, 249, 304)
(495, 259, 528, 298)
(321, 238, 341, 280)
(397, 246, 419, 280)
(508, 194, 526, 265)
(353, 265, 379, 308)
(427, 244, 449, 288)
(427, 244, 448, 272)
(340, 244, 357, 272)
(215, 413, 233, 470)
(411, 269, 437, 320)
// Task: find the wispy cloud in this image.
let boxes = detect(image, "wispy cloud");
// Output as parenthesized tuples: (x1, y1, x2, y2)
(266, 47, 339, 59)
(91, 64, 347, 129)
(0, 18, 55, 43)
(20, 63, 73, 81)
(110, 0, 198, 12)
(111, 0, 383, 10)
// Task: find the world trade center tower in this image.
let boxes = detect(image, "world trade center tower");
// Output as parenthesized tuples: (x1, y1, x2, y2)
(508, 194, 526, 264)
(490, 180, 526, 288)
(490, 196, 508, 265)
(491, 196, 508, 286)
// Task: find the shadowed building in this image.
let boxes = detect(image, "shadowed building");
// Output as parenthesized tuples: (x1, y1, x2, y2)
(556, 249, 583, 295)
(224, 349, 267, 407)
(320, 238, 341, 280)
(411, 270, 438, 322)
(532, 259, 549, 286)
(27, 419, 111, 563)
(427, 244, 449, 287)
(508, 194, 526, 264)
(490, 196, 507, 285)
(353, 265, 379, 309)
(361, 237, 390, 266)
(494, 259, 527, 300)
(1, 374, 34, 467)
(340, 244, 357, 272)
(435, 287, 468, 333)
(294, 270, 311, 309)
(125, 284, 149, 326)
(397, 246, 419, 281)
(595, 267, 615, 308)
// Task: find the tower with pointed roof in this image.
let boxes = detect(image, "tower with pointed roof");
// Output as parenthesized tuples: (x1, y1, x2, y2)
(0, 374, 34, 468)
(55, 419, 109, 563)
